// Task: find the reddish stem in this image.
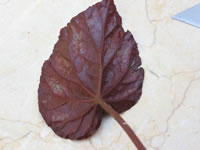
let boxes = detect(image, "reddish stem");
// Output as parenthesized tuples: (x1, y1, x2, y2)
(99, 100, 146, 150)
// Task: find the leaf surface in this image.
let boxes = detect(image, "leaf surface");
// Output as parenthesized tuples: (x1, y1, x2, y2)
(38, 0, 144, 140)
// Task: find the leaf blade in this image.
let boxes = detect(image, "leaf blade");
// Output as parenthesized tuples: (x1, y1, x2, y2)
(38, 0, 145, 147)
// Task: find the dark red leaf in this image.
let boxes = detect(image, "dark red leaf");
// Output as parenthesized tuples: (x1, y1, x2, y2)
(38, 0, 145, 148)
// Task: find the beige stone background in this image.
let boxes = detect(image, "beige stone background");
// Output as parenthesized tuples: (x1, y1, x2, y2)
(0, 0, 200, 150)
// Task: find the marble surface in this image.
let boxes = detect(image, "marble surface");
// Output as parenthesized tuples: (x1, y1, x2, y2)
(0, 0, 200, 149)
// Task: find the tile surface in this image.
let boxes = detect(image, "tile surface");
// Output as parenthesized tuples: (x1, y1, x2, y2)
(0, 0, 200, 150)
